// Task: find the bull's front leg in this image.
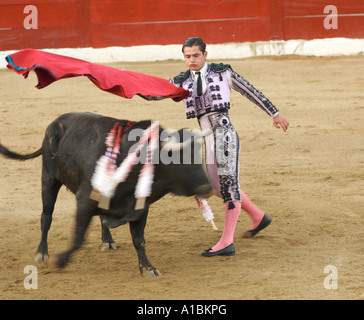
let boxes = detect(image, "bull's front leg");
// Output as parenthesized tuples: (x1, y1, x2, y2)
(52, 198, 95, 268)
(129, 209, 161, 277)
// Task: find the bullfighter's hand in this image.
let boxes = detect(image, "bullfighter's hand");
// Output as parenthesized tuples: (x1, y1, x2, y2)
(273, 113, 289, 132)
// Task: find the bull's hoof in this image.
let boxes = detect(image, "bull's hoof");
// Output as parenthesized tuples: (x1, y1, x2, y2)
(50, 253, 69, 269)
(142, 268, 162, 278)
(101, 242, 117, 252)
(34, 252, 49, 263)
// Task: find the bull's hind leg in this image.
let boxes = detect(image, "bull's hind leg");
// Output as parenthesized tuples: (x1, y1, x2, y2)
(35, 178, 62, 263)
(100, 216, 117, 251)
(129, 210, 161, 277)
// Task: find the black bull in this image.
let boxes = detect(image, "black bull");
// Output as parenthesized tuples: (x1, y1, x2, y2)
(0, 112, 212, 277)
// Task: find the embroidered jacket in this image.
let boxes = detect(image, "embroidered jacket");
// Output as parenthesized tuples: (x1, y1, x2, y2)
(170, 63, 279, 119)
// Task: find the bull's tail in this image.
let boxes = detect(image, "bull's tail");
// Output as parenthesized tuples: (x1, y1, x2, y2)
(0, 144, 42, 160)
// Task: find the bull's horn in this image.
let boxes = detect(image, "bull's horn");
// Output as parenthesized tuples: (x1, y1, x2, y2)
(161, 139, 190, 152)
(192, 124, 218, 138)
(161, 125, 218, 152)
(160, 129, 186, 152)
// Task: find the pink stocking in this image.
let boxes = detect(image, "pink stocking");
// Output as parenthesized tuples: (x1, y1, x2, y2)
(240, 190, 264, 230)
(211, 201, 241, 252)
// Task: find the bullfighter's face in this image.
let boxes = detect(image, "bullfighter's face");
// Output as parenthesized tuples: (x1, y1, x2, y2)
(183, 45, 207, 71)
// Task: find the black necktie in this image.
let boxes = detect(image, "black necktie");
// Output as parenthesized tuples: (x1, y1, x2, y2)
(196, 71, 202, 96)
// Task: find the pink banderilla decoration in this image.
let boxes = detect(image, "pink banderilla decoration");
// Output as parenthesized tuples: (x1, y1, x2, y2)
(90, 122, 159, 210)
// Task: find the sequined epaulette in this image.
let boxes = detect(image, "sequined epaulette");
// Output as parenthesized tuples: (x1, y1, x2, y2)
(173, 70, 191, 84)
(210, 63, 232, 73)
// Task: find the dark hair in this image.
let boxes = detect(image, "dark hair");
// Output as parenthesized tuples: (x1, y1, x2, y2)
(182, 37, 206, 53)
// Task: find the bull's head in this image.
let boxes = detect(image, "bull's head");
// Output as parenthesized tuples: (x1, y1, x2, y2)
(159, 127, 214, 198)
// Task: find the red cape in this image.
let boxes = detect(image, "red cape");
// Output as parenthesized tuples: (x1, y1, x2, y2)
(6, 49, 189, 102)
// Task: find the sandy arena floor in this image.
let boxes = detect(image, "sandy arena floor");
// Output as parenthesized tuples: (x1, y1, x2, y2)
(0, 55, 363, 300)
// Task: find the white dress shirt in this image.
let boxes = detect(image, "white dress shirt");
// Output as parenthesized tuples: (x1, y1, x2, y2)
(191, 62, 233, 96)
(191, 63, 208, 96)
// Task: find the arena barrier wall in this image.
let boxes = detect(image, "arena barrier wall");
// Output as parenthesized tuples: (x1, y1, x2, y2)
(1, 0, 364, 51)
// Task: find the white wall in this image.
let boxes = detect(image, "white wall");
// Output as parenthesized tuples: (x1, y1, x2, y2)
(1, 37, 364, 69)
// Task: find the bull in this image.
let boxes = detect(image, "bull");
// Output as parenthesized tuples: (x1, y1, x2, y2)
(0, 112, 212, 277)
